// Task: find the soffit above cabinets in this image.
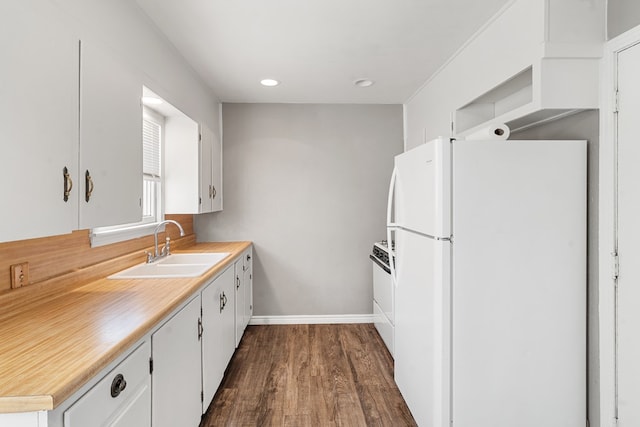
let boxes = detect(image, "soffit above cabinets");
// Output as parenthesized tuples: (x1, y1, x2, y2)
(134, 0, 511, 104)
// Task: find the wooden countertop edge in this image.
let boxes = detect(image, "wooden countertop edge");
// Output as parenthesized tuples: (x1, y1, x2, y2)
(0, 395, 53, 413)
(0, 240, 252, 414)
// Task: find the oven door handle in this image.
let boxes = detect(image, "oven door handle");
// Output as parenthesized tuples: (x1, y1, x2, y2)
(369, 254, 391, 274)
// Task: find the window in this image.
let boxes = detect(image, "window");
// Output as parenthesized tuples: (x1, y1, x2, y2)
(90, 107, 165, 247)
(142, 109, 163, 224)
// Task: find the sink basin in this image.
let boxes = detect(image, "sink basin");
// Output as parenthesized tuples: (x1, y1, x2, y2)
(108, 252, 230, 279)
(157, 253, 229, 266)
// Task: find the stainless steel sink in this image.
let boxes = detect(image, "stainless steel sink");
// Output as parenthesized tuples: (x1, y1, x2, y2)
(108, 252, 231, 279)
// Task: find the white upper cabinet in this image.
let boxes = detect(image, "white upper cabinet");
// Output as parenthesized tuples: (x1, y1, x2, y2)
(200, 125, 223, 213)
(79, 41, 142, 229)
(452, 0, 605, 136)
(0, 2, 145, 243)
(165, 115, 200, 214)
(406, 0, 606, 146)
(0, 1, 79, 242)
(165, 120, 223, 214)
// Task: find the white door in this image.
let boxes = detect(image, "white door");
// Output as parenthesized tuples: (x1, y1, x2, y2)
(199, 125, 223, 213)
(199, 125, 213, 213)
(393, 228, 450, 427)
(80, 41, 142, 229)
(243, 250, 253, 329)
(393, 137, 450, 238)
(152, 297, 202, 427)
(616, 41, 640, 426)
(0, 1, 79, 242)
(234, 258, 245, 347)
(210, 127, 223, 212)
(202, 265, 235, 410)
(451, 139, 586, 426)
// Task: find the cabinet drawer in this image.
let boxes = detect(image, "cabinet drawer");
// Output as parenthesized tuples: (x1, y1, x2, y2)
(64, 341, 151, 427)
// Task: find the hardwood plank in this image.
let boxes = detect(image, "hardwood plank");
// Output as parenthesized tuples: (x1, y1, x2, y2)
(201, 324, 416, 427)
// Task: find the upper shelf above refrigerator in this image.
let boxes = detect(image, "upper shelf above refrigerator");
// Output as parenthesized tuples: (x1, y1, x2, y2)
(452, 0, 604, 137)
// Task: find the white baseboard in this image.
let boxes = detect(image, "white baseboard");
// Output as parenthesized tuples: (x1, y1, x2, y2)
(248, 314, 374, 325)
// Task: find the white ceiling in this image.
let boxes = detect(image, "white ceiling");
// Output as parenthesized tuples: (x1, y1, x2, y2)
(135, 0, 511, 104)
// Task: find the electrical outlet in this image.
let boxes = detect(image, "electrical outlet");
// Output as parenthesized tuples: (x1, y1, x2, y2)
(10, 262, 29, 289)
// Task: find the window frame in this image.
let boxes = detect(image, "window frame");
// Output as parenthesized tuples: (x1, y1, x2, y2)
(90, 107, 165, 247)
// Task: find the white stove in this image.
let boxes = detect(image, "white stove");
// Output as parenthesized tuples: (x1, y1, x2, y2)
(370, 241, 394, 356)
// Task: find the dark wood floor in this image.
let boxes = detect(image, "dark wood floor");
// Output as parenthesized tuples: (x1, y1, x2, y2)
(200, 324, 417, 427)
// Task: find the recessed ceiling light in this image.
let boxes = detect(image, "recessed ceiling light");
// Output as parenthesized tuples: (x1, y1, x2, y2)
(354, 79, 374, 88)
(142, 96, 163, 105)
(260, 79, 280, 87)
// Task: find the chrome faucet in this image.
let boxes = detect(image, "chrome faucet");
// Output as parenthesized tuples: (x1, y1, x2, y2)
(146, 220, 186, 263)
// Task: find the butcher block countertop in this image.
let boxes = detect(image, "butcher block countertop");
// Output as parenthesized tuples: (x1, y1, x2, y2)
(0, 241, 251, 414)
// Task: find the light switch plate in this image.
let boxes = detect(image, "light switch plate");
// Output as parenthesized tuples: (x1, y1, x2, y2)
(10, 262, 29, 289)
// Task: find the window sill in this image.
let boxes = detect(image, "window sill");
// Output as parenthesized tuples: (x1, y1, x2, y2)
(91, 221, 164, 248)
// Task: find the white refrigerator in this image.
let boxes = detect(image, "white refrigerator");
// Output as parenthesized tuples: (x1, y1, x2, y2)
(387, 137, 586, 427)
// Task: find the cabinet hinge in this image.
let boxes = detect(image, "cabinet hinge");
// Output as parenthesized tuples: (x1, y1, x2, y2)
(199, 133, 202, 142)
(149, 357, 153, 375)
(201, 390, 204, 402)
(612, 252, 620, 280)
(614, 90, 620, 114)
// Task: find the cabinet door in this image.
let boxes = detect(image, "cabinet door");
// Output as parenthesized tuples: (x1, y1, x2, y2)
(234, 258, 245, 348)
(243, 249, 253, 329)
(221, 268, 236, 368)
(201, 265, 234, 410)
(210, 126, 223, 212)
(79, 41, 142, 229)
(152, 297, 202, 427)
(0, 1, 79, 242)
(64, 341, 151, 427)
(199, 125, 222, 213)
(199, 125, 213, 213)
(165, 115, 199, 214)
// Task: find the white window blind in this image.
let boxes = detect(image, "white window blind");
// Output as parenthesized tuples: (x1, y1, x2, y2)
(143, 118, 161, 177)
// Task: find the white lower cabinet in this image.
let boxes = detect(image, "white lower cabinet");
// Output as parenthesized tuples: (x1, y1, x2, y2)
(234, 258, 245, 348)
(243, 249, 253, 331)
(201, 265, 236, 410)
(4, 248, 254, 427)
(151, 296, 202, 427)
(64, 341, 151, 427)
(234, 249, 254, 348)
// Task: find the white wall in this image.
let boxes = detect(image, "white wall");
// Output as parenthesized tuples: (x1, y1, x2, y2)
(50, 0, 220, 133)
(195, 104, 403, 317)
(609, 0, 640, 39)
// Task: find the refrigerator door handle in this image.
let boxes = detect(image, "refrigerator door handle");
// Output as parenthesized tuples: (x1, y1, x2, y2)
(387, 166, 397, 228)
(387, 166, 398, 286)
